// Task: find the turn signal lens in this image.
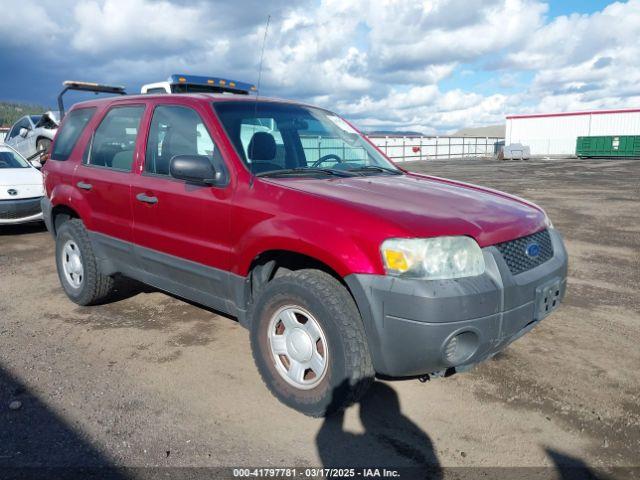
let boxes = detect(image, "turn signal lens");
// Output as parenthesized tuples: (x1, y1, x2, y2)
(382, 249, 409, 273)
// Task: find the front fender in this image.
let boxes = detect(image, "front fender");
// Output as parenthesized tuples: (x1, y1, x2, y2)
(233, 216, 380, 278)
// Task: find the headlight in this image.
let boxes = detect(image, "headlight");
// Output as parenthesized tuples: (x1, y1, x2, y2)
(543, 211, 554, 229)
(380, 236, 485, 280)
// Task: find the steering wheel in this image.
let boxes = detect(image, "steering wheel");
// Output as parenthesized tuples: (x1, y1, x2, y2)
(311, 154, 343, 168)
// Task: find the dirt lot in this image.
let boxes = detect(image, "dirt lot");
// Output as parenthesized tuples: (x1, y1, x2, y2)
(1, 157, 638, 478)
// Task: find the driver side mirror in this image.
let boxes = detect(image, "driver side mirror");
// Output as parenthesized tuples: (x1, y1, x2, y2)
(19, 127, 29, 138)
(169, 155, 226, 186)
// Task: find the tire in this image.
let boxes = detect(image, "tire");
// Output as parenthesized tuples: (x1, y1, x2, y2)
(250, 269, 374, 417)
(36, 138, 51, 154)
(55, 219, 115, 306)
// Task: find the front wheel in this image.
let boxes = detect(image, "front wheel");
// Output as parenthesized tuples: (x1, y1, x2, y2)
(36, 138, 51, 154)
(250, 269, 374, 417)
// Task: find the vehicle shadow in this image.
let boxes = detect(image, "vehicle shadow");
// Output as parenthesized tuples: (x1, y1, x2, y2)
(0, 222, 47, 236)
(0, 363, 126, 479)
(94, 275, 237, 324)
(316, 380, 441, 476)
(546, 448, 610, 480)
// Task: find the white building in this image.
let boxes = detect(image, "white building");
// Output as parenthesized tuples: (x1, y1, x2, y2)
(505, 108, 640, 156)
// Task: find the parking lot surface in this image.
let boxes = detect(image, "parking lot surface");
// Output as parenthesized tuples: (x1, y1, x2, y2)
(1, 157, 638, 476)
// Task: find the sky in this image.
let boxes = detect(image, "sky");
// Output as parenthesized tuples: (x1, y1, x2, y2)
(1, 0, 638, 134)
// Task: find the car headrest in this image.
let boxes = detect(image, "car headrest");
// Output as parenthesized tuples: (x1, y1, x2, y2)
(247, 132, 276, 161)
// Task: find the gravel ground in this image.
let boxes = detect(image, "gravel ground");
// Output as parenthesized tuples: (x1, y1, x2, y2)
(0, 157, 638, 479)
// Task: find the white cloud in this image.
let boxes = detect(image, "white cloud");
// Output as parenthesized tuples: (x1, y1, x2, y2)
(0, 0, 63, 47)
(365, 0, 547, 70)
(72, 0, 208, 55)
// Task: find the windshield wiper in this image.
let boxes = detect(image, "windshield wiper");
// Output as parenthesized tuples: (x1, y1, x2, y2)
(346, 165, 402, 175)
(255, 167, 356, 178)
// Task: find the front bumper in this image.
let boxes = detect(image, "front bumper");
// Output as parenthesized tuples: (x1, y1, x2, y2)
(345, 228, 568, 377)
(0, 197, 44, 225)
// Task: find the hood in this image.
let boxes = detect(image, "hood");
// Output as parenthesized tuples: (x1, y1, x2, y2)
(265, 173, 547, 247)
(43, 111, 60, 126)
(0, 168, 44, 200)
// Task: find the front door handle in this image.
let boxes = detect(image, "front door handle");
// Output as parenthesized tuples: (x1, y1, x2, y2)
(77, 181, 92, 191)
(136, 193, 158, 205)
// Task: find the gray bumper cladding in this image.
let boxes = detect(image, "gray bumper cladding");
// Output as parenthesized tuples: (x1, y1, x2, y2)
(41, 197, 54, 235)
(345, 229, 569, 377)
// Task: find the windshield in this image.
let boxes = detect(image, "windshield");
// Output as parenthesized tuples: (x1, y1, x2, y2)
(213, 101, 400, 176)
(0, 148, 30, 168)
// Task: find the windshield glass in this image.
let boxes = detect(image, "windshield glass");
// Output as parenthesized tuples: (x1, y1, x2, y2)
(213, 102, 400, 176)
(0, 148, 30, 168)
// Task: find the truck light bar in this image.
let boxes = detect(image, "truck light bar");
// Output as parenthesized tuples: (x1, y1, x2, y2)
(168, 74, 256, 95)
(58, 80, 127, 119)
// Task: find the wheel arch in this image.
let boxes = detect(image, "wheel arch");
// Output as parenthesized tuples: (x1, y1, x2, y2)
(51, 204, 80, 236)
(241, 249, 361, 327)
(249, 249, 345, 286)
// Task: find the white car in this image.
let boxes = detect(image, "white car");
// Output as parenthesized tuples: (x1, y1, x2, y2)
(0, 144, 44, 225)
(4, 111, 60, 162)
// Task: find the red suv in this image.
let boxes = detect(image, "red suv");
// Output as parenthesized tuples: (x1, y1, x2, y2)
(42, 90, 568, 416)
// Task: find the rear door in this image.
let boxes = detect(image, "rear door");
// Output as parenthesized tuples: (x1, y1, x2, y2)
(130, 103, 235, 311)
(73, 104, 146, 258)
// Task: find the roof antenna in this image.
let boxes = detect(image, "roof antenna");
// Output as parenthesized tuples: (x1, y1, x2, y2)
(249, 14, 271, 187)
(256, 14, 271, 101)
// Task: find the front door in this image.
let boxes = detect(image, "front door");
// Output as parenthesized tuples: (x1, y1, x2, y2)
(73, 104, 146, 261)
(10, 117, 31, 157)
(130, 104, 234, 311)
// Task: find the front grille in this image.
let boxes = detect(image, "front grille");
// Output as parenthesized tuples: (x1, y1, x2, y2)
(496, 229, 553, 275)
(0, 197, 42, 220)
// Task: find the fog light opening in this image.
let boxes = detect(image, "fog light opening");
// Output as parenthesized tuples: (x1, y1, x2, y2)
(443, 331, 479, 365)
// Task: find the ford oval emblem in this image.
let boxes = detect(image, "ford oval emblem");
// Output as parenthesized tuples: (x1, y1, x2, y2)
(526, 242, 540, 258)
(7, 189, 18, 196)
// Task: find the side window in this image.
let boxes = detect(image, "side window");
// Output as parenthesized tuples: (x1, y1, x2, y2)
(51, 108, 96, 161)
(7, 122, 21, 140)
(18, 118, 31, 132)
(10, 118, 30, 139)
(145, 105, 222, 176)
(86, 106, 144, 171)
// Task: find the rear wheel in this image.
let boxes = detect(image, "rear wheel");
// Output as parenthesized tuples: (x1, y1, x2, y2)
(55, 219, 115, 305)
(250, 269, 374, 417)
(36, 138, 51, 154)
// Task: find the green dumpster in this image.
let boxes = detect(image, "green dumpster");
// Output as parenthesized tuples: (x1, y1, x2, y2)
(576, 135, 640, 157)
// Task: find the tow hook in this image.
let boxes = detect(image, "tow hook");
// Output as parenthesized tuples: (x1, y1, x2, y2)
(420, 368, 457, 383)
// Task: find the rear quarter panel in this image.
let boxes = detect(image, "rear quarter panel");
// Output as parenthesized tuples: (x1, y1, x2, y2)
(44, 104, 105, 227)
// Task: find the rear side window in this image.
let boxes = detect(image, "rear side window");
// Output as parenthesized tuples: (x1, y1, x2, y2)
(86, 106, 144, 171)
(51, 108, 96, 161)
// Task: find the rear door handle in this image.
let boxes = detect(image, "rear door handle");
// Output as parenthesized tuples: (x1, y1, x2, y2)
(136, 193, 158, 204)
(77, 181, 92, 191)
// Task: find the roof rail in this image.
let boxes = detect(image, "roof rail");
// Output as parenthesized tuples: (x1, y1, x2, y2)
(58, 81, 127, 119)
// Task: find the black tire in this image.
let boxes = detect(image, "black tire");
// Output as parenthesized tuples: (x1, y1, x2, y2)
(55, 219, 115, 306)
(36, 138, 51, 154)
(250, 269, 374, 417)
